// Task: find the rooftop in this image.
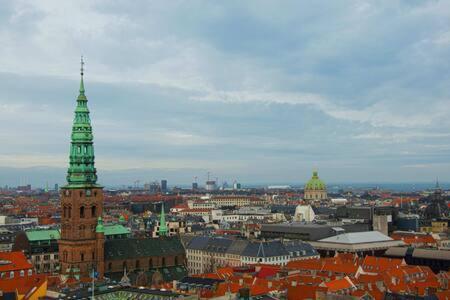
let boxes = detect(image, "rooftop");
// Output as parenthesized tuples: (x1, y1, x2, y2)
(318, 231, 393, 244)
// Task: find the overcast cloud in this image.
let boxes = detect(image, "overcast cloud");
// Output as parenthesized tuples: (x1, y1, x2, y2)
(0, 0, 450, 186)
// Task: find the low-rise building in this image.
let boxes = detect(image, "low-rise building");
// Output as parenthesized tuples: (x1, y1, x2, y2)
(13, 224, 131, 274)
(0, 228, 14, 252)
(309, 231, 405, 256)
(0, 251, 47, 299)
(185, 236, 319, 274)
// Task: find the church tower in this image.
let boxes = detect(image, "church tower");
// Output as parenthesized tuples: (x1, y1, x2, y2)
(59, 58, 104, 278)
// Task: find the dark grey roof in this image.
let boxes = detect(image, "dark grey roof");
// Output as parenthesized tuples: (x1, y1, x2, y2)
(260, 223, 336, 240)
(179, 276, 224, 286)
(186, 236, 233, 253)
(384, 247, 408, 257)
(227, 239, 249, 255)
(412, 248, 450, 260)
(241, 241, 289, 258)
(105, 237, 185, 260)
(283, 240, 319, 257)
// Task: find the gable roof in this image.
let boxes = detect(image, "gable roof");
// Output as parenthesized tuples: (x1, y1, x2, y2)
(104, 224, 130, 236)
(0, 251, 33, 272)
(104, 237, 185, 260)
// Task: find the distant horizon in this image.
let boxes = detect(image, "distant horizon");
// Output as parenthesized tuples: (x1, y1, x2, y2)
(0, 165, 447, 192)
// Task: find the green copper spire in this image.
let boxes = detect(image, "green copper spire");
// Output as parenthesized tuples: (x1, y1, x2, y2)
(158, 202, 168, 237)
(96, 216, 104, 233)
(66, 57, 98, 188)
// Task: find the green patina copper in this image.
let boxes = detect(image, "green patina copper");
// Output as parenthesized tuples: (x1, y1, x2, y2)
(305, 170, 326, 190)
(96, 216, 104, 233)
(158, 202, 168, 236)
(66, 58, 99, 188)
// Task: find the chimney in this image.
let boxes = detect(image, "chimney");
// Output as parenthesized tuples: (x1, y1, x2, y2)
(291, 281, 297, 287)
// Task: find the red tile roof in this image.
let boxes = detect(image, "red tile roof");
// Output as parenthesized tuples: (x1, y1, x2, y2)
(0, 251, 33, 272)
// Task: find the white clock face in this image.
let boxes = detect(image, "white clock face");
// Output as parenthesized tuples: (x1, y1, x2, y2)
(86, 189, 91, 196)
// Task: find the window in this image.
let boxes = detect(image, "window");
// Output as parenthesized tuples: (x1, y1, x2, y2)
(44, 255, 50, 261)
(9, 271, 14, 279)
(63, 251, 68, 262)
(123, 261, 127, 270)
(81, 253, 84, 262)
(0, 272, 4, 279)
(68, 206, 72, 218)
(136, 260, 140, 269)
(20, 270, 24, 277)
(80, 206, 85, 218)
(92, 252, 95, 260)
(149, 258, 153, 268)
(28, 269, 32, 276)
(91, 206, 97, 217)
(162, 257, 166, 267)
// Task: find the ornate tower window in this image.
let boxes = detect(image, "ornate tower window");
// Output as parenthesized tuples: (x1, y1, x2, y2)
(80, 206, 85, 218)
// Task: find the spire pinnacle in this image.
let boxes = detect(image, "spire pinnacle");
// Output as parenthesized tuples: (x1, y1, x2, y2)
(158, 202, 168, 237)
(79, 56, 85, 95)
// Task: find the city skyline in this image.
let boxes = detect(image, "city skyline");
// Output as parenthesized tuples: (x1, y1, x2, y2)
(1, 1, 450, 184)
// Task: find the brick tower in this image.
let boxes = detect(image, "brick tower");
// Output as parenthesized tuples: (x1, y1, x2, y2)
(59, 58, 104, 278)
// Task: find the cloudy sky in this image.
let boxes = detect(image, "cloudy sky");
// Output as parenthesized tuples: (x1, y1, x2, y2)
(1, 0, 450, 187)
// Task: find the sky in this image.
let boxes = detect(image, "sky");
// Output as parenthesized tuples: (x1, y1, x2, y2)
(0, 0, 450, 187)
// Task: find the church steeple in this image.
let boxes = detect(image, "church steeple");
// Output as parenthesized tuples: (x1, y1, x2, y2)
(66, 57, 99, 187)
(158, 202, 168, 237)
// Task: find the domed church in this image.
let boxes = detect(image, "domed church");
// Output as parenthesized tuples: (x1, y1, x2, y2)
(303, 170, 328, 201)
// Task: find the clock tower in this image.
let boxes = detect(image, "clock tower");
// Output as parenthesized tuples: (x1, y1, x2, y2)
(59, 58, 104, 278)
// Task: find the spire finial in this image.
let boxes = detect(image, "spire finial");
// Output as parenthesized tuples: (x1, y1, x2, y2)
(79, 56, 85, 95)
(80, 55, 85, 76)
(435, 177, 441, 190)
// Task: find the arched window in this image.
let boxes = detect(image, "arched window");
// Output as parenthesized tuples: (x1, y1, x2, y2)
(63, 206, 67, 218)
(162, 257, 166, 267)
(136, 260, 140, 269)
(80, 252, 84, 262)
(108, 262, 112, 271)
(149, 258, 153, 268)
(80, 206, 85, 218)
(20, 270, 24, 277)
(91, 206, 97, 218)
(63, 251, 68, 262)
